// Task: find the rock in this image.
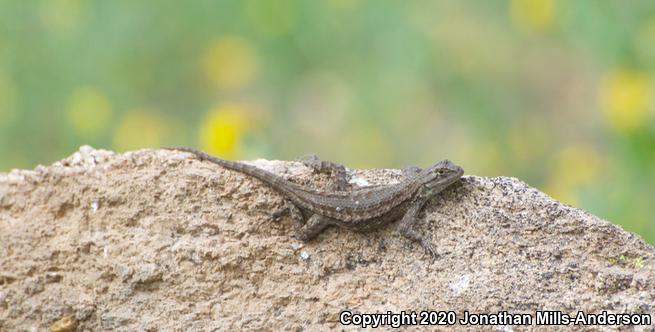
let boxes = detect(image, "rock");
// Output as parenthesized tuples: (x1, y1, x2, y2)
(50, 315, 78, 332)
(0, 146, 653, 330)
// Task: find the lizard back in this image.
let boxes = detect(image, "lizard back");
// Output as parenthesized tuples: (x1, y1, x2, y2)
(170, 147, 422, 223)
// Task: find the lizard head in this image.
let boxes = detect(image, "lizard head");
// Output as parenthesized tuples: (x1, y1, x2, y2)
(418, 160, 464, 196)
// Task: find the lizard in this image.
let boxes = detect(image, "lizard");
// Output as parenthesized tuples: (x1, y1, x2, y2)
(166, 147, 464, 256)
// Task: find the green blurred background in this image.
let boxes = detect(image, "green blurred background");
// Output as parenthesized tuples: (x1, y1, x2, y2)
(0, 0, 653, 243)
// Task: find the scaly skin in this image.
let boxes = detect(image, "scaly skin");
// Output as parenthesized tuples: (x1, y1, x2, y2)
(167, 147, 464, 256)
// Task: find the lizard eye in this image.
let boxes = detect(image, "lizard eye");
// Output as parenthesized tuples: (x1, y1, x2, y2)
(435, 169, 444, 176)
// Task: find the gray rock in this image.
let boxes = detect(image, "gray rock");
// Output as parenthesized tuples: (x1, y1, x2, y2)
(0, 146, 653, 330)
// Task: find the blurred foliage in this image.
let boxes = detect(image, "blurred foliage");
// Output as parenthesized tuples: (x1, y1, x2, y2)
(0, 0, 653, 243)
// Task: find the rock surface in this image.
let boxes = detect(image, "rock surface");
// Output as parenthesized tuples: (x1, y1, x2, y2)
(0, 146, 653, 331)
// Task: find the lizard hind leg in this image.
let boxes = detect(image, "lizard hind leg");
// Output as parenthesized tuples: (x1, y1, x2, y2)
(271, 201, 307, 234)
(298, 155, 349, 191)
(294, 214, 335, 242)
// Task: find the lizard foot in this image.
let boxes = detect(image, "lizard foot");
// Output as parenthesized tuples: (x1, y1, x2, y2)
(294, 214, 333, 242)
(297, 154, 322, 171)
(298, 155, 349, 191)
(420, 239, 439, 258)
(270, 206, 288, 222)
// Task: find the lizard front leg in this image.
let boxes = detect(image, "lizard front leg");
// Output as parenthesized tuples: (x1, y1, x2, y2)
(396, 199, 438, 257)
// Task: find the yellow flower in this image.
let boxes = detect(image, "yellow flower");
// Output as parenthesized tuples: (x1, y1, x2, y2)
(545, 146, 601, 206)
(510, 0, 555, 32)
(67, 87, 112, 137)
(201, 36, 258, 91)
(600, 69, 652, 133)
(199, 104, 251, 159)
(112, 109, 167, 151)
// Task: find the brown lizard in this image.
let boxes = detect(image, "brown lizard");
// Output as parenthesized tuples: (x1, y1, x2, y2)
(167, 147, 464, 256)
